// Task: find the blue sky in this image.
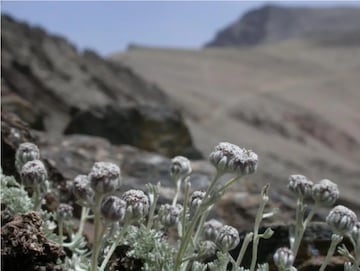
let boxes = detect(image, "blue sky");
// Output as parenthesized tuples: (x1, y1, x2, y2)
(1, 1, 359, 56)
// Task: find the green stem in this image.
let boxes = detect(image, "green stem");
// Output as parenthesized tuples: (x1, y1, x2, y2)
(233, 232, 253, 270)
(216, 175, 241, 196)
(99, 221, 130, 271)
(292, 204, 317, 258)
(32, 184, 42, 211)
(249, 193, 268, 271)
(77, 207, 90, 236)
(193, 207, 211, 244)
(91, 194, 104, 271)
(147, 188, 159, 230)
(174, 171, 222, 271)
(58, 219, 64, 247)
(173, 178, 182, 206)
(180, 181, 191, 237)
(319, 234, 343, 271)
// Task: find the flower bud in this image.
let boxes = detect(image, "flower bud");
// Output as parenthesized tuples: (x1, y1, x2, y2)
(15, 142, 40, 173)
(73, 175, 95, 204)
(122, 189, 150, 220)
(170, 156, 192, 179)
(209, 142, 258, 175)
(203, 219, 223, 242)
(56, 203, 73, 221)
(158, 203, 183, 227)
(273, 247, 294, 268)
(287, 174, 313, 199)
(312, 179, 339, 206)
(189, 191, 206, 212)
(197, 240, 217, 258)
(88, 162, 121, 194)
(101, 196, 126, 222)
(326, 205, 357, 235)
(216, 225, 240, 251)
(20, 160, 47, 187)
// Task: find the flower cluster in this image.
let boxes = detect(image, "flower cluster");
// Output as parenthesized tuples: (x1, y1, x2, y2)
(209, 142, 258, 175)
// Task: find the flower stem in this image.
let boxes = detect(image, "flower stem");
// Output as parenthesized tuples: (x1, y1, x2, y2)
(319, 234, 343, 271)
(292, 204, 317, 258)
(99, 221, 130, 271)
(249, 185, 269, 271)
(174, 171, 222, 271)
(58, 219, 64, 247)
(91, 194, 104, 271)
(77, 206, 90, 236)
(32, 184, 42, 211)
(233, 232, 253, 270)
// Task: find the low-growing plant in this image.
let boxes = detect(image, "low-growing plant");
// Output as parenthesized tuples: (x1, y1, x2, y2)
(1, 142, 359, 271)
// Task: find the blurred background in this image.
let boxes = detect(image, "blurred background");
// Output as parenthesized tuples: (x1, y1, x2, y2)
(1, 0, 360, 232)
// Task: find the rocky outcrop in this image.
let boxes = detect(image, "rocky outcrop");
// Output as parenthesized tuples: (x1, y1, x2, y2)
(64, 104, 202, 158)
(205, 5, 360, 47)
(1, 15, 200, 157)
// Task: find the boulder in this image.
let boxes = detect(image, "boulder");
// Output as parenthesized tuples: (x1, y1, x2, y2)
(1, 14, 200, 157)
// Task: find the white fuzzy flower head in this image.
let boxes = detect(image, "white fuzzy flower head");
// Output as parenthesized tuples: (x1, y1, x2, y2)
(216, 225, 240, 251)
(189, 191, 206, 212)
(88, 162, 121, 194)
(288, 174, 313, 198)
(101, 196, 127, 222)
(312, 179, 339, 206)
(209, 142, 258, 175)
(73, 175, 95, 204)
(203, 219, 223, 242)
(170, 156, 192, 179)
(158, 203, 183, 227)
(20, 160, 47, 187)
(326, 205, 357, 236)
(57, 203, 74, 221)
(15, 142, 40, 173)
(122, 189, 150, 220)
(197, 240, 217, 258)
(273, 247, 294, 268)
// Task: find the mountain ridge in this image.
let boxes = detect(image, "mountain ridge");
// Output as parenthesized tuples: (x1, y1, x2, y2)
(205, 4, 360, 47)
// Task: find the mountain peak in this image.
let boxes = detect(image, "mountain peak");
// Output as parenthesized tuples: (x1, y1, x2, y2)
(205, 5, 360, 47)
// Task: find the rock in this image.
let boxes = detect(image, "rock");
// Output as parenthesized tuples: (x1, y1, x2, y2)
(205, 5, 360, 47)
(1, 211, 64, 271)
(64, 104, 202, 158)
(1, 14, 200, 157)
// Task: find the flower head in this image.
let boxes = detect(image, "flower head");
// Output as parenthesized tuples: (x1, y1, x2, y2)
(20, 160, 47, 187)
(326, 205, 357, 235)
(122, 189, 150, 220)
(15, 142, 40, 173)
(273, 247, 294, 268)
(312, 179, 339, 206)
(216, 225, 240, 251)
(203, 219, 223, 242)
(197, 240, 217, 258)
(189, 191, 206, 212)
(288, 174, 313, 198)
(88, 162, 121, 194)
(158, 203, 183, 227)
(209, 142, 258, 175)
(56, 203, 73, 221)
(101, 196, 126, 222)
(73, 175, 95, 204)
(170, 156, 192, 179)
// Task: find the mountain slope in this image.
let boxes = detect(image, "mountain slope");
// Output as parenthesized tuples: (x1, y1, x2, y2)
(111, 40, 360, 209)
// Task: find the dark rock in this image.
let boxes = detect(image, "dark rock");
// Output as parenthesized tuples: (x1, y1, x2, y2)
(1, 14, 200, 157)
(205, 5, 360, 47)
(64, 104, 202, 158)
(1, 211, 64, 271)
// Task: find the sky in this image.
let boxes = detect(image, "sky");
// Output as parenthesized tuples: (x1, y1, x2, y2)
(1, 1, 360, 56)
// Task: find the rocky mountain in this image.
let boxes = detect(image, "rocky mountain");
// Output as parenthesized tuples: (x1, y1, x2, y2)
(205, 5, 360, 47)
(112, 33, 360, 215)
(1, 14, 201, 158)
